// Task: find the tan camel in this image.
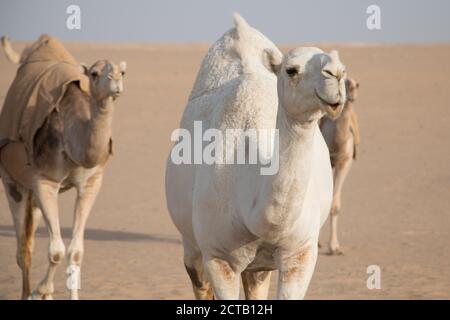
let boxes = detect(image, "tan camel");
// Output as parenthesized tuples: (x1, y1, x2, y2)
(320, 77, 360, 255)
(0, 37, 126, 299)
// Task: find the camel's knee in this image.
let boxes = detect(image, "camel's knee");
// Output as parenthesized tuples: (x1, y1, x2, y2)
(279, 252, 309, 283)
(330, 197, 341, 216)
(49, 251, 65, 264)
(331, 204, 340, 216)
(334, 156, 352, 172)
(67, 247, 84, 266)
(49, 239, 65, 264)
(16, 246, 31, 270)
(16, 251, 25, 269)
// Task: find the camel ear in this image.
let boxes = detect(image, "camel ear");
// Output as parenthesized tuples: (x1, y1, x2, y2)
(79, 63, 89, 75)
(119, 61, 127, 74)
(263, 48, 283, 75)
(330, 50, 340, 61)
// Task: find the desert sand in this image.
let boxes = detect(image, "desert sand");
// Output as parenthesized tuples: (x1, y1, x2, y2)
(0, 42, 449, 299)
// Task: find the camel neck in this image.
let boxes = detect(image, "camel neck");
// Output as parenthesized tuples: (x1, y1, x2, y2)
(97, 96, 115, 110)
(85, 97, 114, 165)
(275, 106, 318, 170)
(277, 107, 318, 140)
(256, 105, 318, 235)
(65, 96, 114, 168)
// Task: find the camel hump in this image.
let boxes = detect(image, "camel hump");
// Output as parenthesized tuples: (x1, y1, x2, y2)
(1, 34, 77, 66)
(231, 13, 282, 75)
(21, 35, 78, 65)
(233, 13, 250, 33)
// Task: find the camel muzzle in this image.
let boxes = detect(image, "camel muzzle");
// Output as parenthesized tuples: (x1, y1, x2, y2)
(324, 103, 344, 119)
(315, 89, 344, 119)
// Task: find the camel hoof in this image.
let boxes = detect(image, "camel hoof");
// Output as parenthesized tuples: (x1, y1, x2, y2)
(70, 289, 79, 300)
(29, 290, 54, 300)
(328, 248, 344, 256)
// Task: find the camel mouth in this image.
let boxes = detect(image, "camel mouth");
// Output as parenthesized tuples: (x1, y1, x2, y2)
(315, 88, 343, 118)
(315, 88, 340, 108)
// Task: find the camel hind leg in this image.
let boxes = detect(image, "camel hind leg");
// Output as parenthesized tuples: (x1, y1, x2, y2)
(329, 155, 353, 255)
(242, 270, 272, 300)
(1, 180, 41, 299)
(183, 241, 214, 300)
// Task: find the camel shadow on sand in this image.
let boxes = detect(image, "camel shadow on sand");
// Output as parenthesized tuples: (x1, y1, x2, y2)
(0, 224, 181, 245)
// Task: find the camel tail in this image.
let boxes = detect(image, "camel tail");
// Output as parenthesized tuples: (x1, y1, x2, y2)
(1, 35, 21, 64)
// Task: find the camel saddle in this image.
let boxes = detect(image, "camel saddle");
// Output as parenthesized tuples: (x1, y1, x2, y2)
(0, 35, 90, 163)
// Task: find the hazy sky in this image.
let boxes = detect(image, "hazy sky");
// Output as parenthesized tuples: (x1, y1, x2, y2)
(1, 0, 450, 43)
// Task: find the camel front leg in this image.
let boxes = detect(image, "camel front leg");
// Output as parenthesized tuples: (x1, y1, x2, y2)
(67, 170, 103, 300)
(31, 178, 64, 300)
(276, 242, 318, 300)
(183, 242, 214, 300)
(329, 156, 353, 255)
(203, 256, 240, 299)
(242, 270, 272, 300)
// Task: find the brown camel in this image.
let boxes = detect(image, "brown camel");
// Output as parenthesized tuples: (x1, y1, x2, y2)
(320, 77, 360, 255)
(0, 36, 126, 299)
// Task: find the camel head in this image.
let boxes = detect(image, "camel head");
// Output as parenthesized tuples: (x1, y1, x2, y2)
(276, 47, 347, 121)
(83, 60, 126, 101)
(345, 77, 359, 102)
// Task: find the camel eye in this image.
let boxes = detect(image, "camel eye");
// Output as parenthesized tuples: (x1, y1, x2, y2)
(90, 71, 99, 79)
(120, 71, 126, 77)
(323, 69, 334, 77)
(286, 67, 299, 76)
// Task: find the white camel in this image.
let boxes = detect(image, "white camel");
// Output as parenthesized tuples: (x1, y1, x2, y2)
(166, 14, 347, 299)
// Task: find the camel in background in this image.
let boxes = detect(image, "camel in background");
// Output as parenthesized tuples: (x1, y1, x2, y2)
(320, 77, 360, 255)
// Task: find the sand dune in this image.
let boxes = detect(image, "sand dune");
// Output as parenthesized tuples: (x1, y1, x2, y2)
(0, 43, 449, 299)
